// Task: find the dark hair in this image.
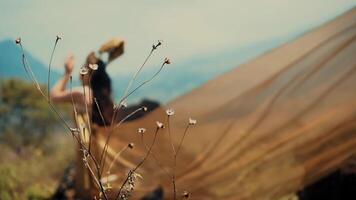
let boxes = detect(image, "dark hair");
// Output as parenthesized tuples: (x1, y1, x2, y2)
(89, 58, 114, 126)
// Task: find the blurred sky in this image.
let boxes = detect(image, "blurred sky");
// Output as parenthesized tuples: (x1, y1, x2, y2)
(0, 0, 355, 102)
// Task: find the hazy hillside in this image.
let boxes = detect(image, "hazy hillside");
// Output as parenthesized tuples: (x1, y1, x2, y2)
(0, 36, 289, 105)
(0, 39, 61, 84)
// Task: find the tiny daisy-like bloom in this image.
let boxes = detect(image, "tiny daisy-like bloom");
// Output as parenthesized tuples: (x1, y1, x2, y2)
(166, 108, 175, 116)
(182, 191, 190, 199)
(189, 118, 197, 125)
(88, 63, 98, 70)
(79, 66, 89, 75)
(15, 38, 21, 44)
(156, 121, 165, 129)
(164, 57, 172, 65)
(128, 143, 135, 149)
(138, 128, 146, 134)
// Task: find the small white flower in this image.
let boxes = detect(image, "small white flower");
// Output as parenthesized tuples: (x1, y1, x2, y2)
(182, 191, 190, 199)
(120, 101, 127, 108)
(128, 143, 135, 149)
(15, 38, 21, 44)
(88, 63, 98, 70)
(79, 66, 89, 75)
(138, 128, 146, 134)
(156, 121, 165, 129)
(189, 118, 197, 125)
(166, 108, 175, 116)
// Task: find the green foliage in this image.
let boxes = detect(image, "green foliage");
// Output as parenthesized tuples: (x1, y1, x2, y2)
(0, 165, 20, 200)
(0, 78, 58, 150)
(0, 135, 75, 200)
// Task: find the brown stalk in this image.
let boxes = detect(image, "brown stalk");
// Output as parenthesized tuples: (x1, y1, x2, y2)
(115, 127, 160, 200)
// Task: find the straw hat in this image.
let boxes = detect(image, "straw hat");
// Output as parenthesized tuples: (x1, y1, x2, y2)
(99, 37, 125, 63)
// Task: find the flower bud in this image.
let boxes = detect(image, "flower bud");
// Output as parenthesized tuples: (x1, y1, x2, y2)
(138, 128, 146, 134)
(182, 191, 190, 199)
(156, 121, 165, 129)
(88, 63, 98, 70)
(128, 143, 135, 149)
(189, 118, 197, 125)
(15, 38, 21, 44)
(164, 57, 172, 65)
(79, 66, 89, 75)
(166, 108, 175, 116)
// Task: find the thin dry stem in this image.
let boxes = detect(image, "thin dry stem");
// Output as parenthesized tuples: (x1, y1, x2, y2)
(140, 133, 171, 178)
(111, 45, 157, 127)
(107, 146, 129, 174)
(115, 128, 160, 200)
(100, 107, 145, 174)
(48, 37, 60, 101)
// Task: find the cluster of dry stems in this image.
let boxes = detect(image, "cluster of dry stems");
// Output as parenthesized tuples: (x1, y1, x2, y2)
(15, 36, 195, 200)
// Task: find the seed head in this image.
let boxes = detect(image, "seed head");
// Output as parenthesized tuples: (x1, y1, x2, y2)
(15, 37, 21, 44)
(56, 35, 62, 41)
(138, 128, 146, 134)
(156, 121, 165, 129)
(128, 143, 135, 149)
(182, 191, 190, 199)
(88, 63, 98, 70)
(70, 127, 80, 134)
(164, 57, 172, 65)
(152, 40, 163, 50)
(120, 101, 128, 108)
(79, 66, 89, 75)
(166, 108, 175, 116)
(189, 118, 197, 125)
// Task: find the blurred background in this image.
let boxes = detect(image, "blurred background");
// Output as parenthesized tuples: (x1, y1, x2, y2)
(0, 0, 355, 199)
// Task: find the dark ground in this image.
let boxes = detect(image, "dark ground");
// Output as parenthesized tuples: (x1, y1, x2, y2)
(52, 166, 356, 200)
(298, 170, 356, 200)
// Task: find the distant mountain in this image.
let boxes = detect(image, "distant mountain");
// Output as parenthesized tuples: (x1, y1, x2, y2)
(0, 39, 60, 85)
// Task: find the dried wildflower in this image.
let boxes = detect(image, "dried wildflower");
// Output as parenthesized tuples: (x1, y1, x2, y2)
(103, 182, 112, 191)
(128, 143, 135, 149)
(79, 66, 89, 75)
(15, 37, 21, 44)
(156, 121, 165, 129)
(70, 127, 80, 134)
(82, 156, 88, 166)
(56, 35, 62, 41)
(182, 191, 190, 199)
(152, 40, 162, 50)
(120, 101, 128, 108)
(119, 171, 142, 200)
(79, 123, 86, 131)
(166, 108, 175, 116)
(138, 128, 146, 134)
(164, 57, 172, 65)
(189, 118, 197, 125)
(88, 63, 98, 70)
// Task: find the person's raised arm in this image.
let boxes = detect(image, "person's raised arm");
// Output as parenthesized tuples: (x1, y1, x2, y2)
(50, 54, 83, 103)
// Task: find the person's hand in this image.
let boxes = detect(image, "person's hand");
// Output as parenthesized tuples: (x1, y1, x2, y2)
(64, 54, 75, 74)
